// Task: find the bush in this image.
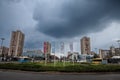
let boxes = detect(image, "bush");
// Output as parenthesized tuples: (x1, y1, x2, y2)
(0, 63, 120, 72)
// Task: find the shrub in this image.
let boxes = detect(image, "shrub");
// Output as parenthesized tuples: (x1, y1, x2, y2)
(0, 63, 120, 72)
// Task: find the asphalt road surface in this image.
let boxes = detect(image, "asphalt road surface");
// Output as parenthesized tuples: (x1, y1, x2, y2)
(0, 70, 120, 80)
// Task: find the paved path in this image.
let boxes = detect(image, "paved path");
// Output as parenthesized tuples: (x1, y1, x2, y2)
(0, 70, 120, 80)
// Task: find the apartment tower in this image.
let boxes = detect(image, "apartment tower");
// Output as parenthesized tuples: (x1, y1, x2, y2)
(9, 30, 25, 57)
(81, 36, 91, 55)
(44, 42, 51, 54)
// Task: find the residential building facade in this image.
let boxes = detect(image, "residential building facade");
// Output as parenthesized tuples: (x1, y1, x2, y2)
(9, 30, 25, 57)
(44, 42, 51, 54)
(0, 46, 9, 57)
(81, 36, 91, 55)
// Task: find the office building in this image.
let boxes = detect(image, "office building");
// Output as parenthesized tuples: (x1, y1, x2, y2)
(9, 30, 25, 57)
(81, 36, 91, 55)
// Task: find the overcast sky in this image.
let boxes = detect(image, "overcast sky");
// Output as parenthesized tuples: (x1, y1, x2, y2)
(0, 0, 120, 54)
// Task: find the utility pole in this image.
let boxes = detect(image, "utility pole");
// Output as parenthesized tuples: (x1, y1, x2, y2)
(52, 41, 56, 67)
(0, 38, 5, 61)
(60, 42, 65, 66)
(117, 40, 120, 56)
(95, 48, 97, 54)
(44, 42, 47, 66)
(70, 42, 74, 65)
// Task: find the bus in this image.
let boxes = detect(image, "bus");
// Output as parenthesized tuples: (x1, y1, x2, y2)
(18, 56, 31, 63)
(108, 56, 120, 64)
(92, 58, 102, 64)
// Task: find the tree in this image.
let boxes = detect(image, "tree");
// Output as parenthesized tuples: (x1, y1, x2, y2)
(93, 53, 99, 58)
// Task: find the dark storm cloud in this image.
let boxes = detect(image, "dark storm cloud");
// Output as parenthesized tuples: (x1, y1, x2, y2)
(34, 0, 120, 38)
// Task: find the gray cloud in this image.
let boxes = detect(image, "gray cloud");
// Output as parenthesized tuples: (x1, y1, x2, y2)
(0, 0, 21, 5)
(0, 0, 21, 46)
(0, 0, 22, 33)
(1, 0, 120, 50)
(0, 0, 36, 47)
(34, 0, 120, 38)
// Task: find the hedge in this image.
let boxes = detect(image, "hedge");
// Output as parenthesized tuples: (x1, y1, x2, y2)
(0, 63, 120, 72)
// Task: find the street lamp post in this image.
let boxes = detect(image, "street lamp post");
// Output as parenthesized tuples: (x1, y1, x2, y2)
(117, 40, 120, 48)
(95, 48, 97, 54)
(94, 48, 98, 58)
(117, 40, 120, 56)
(0, 38, 5, 61)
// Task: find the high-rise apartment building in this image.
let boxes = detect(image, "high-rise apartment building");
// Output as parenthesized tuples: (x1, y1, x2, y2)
(44, 42, 51, 61)
(44, 42, 51, 54)
(81, 36, 91, 55)
(9, 30, 25, 57)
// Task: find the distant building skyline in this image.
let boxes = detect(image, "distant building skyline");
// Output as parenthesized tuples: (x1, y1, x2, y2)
(1, 29, 120, 58)
(22, 49, 43, 57)
(99, 45, 120, 59)
(8, 30, 25, 57)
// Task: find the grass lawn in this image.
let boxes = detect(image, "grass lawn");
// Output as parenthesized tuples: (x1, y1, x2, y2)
(33, 61, 86, 67)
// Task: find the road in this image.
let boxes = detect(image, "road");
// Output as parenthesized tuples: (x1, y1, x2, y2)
(0, 70, 120, 80)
